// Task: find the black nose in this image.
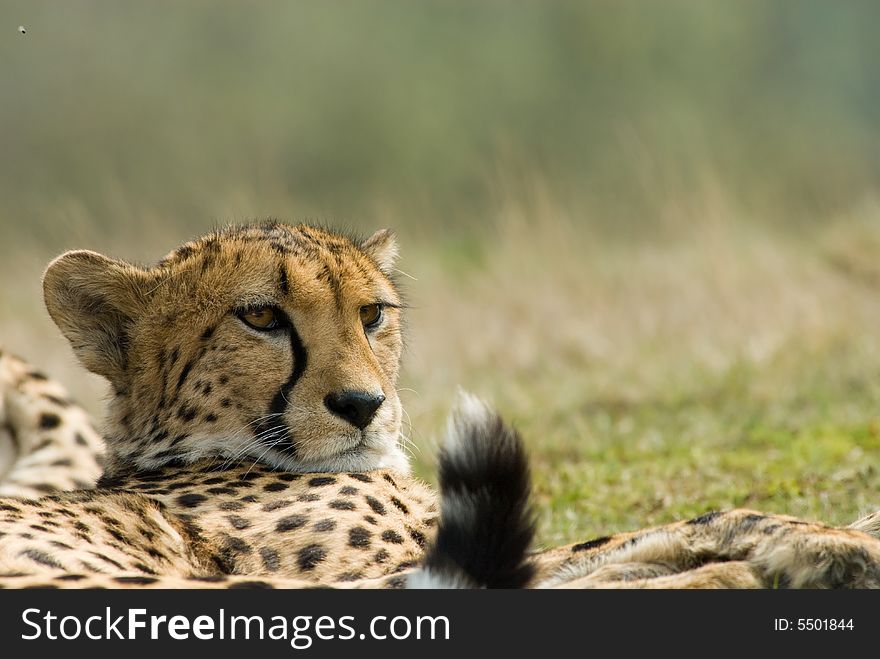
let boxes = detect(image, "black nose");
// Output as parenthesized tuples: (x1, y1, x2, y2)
(324, 390, 385, 430)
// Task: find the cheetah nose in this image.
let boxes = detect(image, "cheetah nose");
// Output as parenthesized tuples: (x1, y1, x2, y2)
(324, 390, 385, 430)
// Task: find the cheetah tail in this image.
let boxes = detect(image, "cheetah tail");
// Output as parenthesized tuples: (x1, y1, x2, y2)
(408, 392, 536, 589)
(848, 510, 880, 539)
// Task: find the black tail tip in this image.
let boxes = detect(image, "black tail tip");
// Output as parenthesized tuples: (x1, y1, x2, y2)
(410, 393, 536, 589)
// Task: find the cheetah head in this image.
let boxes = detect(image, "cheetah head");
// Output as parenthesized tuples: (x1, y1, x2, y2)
(43, 223, 409, 478)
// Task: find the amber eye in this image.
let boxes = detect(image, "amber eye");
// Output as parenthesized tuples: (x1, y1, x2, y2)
(239, 307, 280, 331)
(359, 303, 383, 328)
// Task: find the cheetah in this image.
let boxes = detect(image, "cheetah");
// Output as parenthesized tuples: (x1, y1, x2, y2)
(0, 223, 535, 589)
(0, 347, 104, 498)
(2, 221, 880, 589)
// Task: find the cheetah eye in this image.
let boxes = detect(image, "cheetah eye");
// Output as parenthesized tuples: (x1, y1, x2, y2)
(359, 303, 383, 328)
(238, 306, 281, 331)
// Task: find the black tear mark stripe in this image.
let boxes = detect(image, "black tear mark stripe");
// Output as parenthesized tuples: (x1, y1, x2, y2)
(254, 311, 308, 453)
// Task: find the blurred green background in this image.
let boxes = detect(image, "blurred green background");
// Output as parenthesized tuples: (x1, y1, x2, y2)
(3, 1, 880, 238)
(2, 1, 880, 545)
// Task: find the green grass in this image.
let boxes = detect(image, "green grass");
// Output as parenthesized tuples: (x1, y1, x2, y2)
(406, 349, 880, 548)
(404, 352, 880, 548)
(526, 369, 880, 547)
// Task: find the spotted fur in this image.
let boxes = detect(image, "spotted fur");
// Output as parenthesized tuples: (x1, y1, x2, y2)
(0, 462, 436, 585)
(0, 348, 103, 498)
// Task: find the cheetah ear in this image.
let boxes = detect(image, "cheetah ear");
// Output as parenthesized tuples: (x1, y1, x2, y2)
(43, 250, 155, 387)
(360, 228, 399, 276)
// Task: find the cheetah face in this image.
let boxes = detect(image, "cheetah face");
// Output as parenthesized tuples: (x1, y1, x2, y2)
(43, 223, 409, 477)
